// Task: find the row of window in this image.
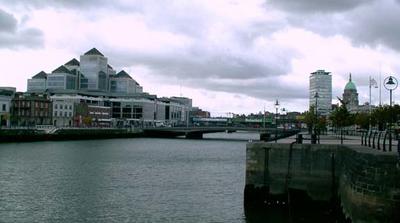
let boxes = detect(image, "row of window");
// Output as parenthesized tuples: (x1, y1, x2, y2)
(54, 104, 73, 110)
(54, 111, 73, 117)
(18, 110, 49, 116)
(15, 101, 49, 108)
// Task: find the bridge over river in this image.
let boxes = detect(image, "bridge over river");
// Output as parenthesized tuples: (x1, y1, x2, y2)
(142, 126, 299, 140)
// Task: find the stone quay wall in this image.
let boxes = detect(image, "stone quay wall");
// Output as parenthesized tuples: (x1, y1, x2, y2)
(245, 142, 400, 223)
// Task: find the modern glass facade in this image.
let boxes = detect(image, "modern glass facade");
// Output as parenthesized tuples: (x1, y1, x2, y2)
(47, 74, 76, 90)
(27, 79, 46, 92)
(309, 70, 332, 116)
(110, 79, 137, 94)
(79, 55, 108, 91)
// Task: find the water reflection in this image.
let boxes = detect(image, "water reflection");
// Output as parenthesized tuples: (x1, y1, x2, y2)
(244, 189, 348, 223)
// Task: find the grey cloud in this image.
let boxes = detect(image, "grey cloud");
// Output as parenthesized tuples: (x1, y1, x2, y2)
(109, 46, 292, 80)
(343, 1, 400, 51)
(0, 0, 143, 13)
(186, 77, 307, 100)
(0, 0, 109, 9)
(0, 9, 44, 49)
(0, 9, 17, 32)
(268, 0, 376, 13)
(279, 0, 400, 52)
(105, 43, 298, 101)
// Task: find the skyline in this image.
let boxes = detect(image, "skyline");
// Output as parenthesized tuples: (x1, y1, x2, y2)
(1, 0, 400, 115)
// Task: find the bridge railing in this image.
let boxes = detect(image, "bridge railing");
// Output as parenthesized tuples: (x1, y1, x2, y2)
(360, 130, 398, 152)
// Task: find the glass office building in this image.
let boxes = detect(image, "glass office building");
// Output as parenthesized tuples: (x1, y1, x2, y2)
(309, 70, 332, 116)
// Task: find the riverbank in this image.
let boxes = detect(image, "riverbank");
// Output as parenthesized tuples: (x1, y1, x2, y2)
(0, 128, 144, 143)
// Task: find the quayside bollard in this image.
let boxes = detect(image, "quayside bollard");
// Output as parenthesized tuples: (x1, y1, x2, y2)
(311, 134, 317, 144)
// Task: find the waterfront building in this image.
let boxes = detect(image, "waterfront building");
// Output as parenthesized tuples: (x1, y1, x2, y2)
(10, 93, 52, 127)
(109, 70, 142, 95)
(51, 96, 75, 127)
(27, 71, 47, 93)
(159, 97, 191, 126)
(64, 58, 89, 91)
(88, 105, 112, 127)
(338, 74, 374, 114)
(190, 107, 211, 118)
(109, 97, 150, 127)
(107, 64, 116, 76)
(342, 73, 359, 112)
(0, 87, 16, 127)
(170, 96, 193, 108)
(47, 65, 77, 91)
(64, 58, 80, 71)
(21, 48, 194, 128)
(79, 48, 109, 92)
(309, 69, 332, 116)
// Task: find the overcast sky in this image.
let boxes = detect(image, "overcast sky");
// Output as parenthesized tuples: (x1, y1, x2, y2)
(1, 0, 400, 115)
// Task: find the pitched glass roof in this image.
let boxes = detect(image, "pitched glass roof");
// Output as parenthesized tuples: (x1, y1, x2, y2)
(65, 58, 80, 66)
(116, 70, 132, 79)
(32, 71, 47, 79)
(84, 48, 104, 56)
(52, 65, 72, 74)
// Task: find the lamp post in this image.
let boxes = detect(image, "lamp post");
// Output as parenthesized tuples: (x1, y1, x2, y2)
(263, 105, 266, 129)
(384, 76, 398, 151)
(314, 92, 319, 144)
(369, 76, 378, 129)
(275, 99, 279, 143)
(281, 108, 287, 130)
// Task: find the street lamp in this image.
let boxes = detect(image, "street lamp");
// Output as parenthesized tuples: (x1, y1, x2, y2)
(275, 99, 279, 143)
(369, 76, 378, 129)
(281, 108, 287, 130)
(384, 76, 398, 151)
(263, 105, 266, 129)
(314, 92, 319, 144)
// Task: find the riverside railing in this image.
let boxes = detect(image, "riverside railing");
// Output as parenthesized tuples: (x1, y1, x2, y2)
(360, 130, 397, 152)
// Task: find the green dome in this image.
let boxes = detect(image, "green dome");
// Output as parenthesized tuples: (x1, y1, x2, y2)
(345, 81, 357, 90)
(344, 73, 357, 91)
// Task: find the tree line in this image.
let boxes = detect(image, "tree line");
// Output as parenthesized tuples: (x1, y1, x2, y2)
(304, 104, 400, 133)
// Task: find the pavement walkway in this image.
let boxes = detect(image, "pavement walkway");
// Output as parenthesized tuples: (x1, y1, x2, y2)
(275, 132, 399, 155)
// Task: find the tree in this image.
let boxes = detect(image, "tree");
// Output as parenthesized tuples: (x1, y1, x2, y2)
(354, 112, 370, 130)
(82, 116, 92, 127)
(316, 116, 327, 134)
(304, 105, 316, 134)
(330, 103, 353, 129)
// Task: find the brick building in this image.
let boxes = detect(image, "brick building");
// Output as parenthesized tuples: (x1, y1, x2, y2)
(11, 93, 52, 127)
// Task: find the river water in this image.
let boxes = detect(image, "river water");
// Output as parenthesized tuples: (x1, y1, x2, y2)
(0, 132, 267, 223)
(0, 132, 339, 223)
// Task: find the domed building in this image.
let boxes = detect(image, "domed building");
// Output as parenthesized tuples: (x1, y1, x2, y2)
(342, 73, 359, 112)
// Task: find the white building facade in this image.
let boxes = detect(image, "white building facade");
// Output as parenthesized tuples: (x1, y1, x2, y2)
(51, 96, 75, 127)
(0, 87, 16, 127)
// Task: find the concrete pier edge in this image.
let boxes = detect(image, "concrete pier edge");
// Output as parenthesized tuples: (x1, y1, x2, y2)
(244, 142, 400, 223)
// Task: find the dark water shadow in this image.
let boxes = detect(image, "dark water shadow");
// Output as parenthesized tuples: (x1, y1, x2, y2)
(244, 189, 351, 223)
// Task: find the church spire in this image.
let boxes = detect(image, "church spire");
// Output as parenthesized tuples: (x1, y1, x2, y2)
(349, 73, 352, 82)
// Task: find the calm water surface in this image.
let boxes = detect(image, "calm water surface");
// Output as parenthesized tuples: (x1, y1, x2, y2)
(0, 132, 262, 223)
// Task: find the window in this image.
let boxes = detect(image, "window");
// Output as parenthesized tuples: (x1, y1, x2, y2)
(60, 105, 63, 109)
(69, 105, 72, 110)
(2, 104, 5, 111)
(64, 112, 67, 117)
(55, 104, 58, 109)
(54, 111, 57, 117)
(69, 112, 72, 117)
